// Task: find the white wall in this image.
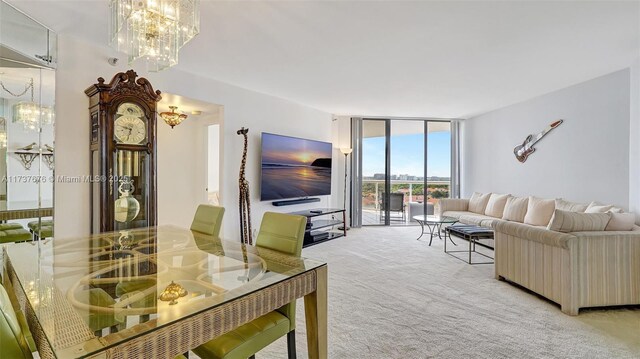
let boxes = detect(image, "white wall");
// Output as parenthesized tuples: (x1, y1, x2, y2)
(157, 110, 221, 228)
(54, 35, 335, 240)
(630, 57, 640, 223)
(331, 116, 352, 224)
(462, 69, 631, 208)
(207, 124, 220, 200)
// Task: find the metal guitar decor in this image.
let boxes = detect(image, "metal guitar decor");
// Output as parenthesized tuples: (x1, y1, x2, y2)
(237, 127, 253, 245)
(513, 119, 563, 163)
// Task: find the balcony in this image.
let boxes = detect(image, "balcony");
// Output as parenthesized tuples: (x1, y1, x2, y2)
(361, 179, 450, 225)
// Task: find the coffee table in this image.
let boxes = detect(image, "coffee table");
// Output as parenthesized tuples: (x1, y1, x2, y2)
(445, 225, 494, 264)
(413, 215, 459, 246)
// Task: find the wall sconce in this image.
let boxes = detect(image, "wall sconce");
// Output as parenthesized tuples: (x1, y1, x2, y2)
(158, 281, 188, 305)
(160, 106, 187, 129)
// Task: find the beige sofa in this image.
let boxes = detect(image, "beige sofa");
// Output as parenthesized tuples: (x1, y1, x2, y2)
(436, 197, 640, 315)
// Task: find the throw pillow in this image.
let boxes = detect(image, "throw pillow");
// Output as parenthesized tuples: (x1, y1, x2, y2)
(609, 207, 624, 213)
(547, 209, 611, 233)
(484, 193, 510, 218)
(524, 196, 556, 226)
(585, 202, 613, 213)
(555, 199, 588, 212)
(468, 192, 491, 214)
(502, 196, 529, 223)
(605, 212, 636, 231)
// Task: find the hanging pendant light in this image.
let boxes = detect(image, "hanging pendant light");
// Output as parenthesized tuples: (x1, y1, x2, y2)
(1, 78, 54, 131)
(160, 105, 187, 128)
(110, 0, 200, 72)
(0, 118, 7, 149)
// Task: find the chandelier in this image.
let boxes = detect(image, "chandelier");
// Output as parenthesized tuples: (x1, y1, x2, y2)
(0, 78, 54, 131)
(0, 118, 6, 149)
(110, 0, 200, 72)
(160, 106, 187, 128)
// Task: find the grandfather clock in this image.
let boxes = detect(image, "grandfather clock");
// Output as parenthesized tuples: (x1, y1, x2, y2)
(85, 70, 162, 234)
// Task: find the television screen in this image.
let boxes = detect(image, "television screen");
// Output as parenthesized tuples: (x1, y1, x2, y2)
(260, 133, 332, 201)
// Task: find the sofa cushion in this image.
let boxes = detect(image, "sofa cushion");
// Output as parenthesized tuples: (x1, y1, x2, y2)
(484, 193, 510, 218)
(524, 197, 556, 226)
(547, 209, 611, 233)
(605, 212, 636, 231)
(555, 199, 588, 212)
(502, 196, 529, 223)
(442, 211, 469, 220)
(468, 192, 491, 214)
(585, 202, 613, 213)
(459, 214, 498, 228)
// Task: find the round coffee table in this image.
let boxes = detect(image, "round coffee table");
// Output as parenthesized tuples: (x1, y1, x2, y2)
(413, 215, 458, 246)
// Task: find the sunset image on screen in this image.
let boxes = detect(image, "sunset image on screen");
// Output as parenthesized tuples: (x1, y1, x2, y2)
(261, 133, 332, 201)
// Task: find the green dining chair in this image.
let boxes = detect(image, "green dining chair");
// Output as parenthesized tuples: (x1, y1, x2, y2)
(191, 212, 307, 359)
(77, 288, 124, 336)
(0, 229, 32, 244)
(115, 278, 156, 323)
(191, 205, 225, 237)
(28, 220, 54, 241)
(0, 283, 36, 358)
(0, 223, 25, 231)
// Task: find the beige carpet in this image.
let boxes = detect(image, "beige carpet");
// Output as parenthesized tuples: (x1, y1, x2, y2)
(254, 226, 640, 359)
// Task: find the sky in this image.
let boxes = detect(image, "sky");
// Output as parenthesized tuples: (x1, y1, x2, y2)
(363, 131, 451, 178)
(262, 133, 332, 166)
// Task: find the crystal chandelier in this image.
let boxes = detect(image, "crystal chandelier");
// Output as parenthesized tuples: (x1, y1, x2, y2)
(160, 105, 187, 128)
(0, 118, 7, 149)
(110, 0, 200, 72)
(0, 78, 54, 131)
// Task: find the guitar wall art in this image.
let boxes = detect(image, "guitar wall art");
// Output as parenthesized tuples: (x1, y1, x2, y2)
(513, 120, 563, 163)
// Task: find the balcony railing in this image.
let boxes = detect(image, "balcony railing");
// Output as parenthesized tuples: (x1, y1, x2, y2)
(362, 179, 450, 210)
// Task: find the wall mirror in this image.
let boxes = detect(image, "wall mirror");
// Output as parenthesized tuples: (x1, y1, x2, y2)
(0, 0, 56, 244)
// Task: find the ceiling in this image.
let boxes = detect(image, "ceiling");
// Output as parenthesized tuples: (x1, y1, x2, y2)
(159, 92, 221, 121)
(7, 1, 640, 119)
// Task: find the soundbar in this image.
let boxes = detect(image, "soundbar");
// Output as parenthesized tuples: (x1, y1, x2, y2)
(272, 197, 321, 207)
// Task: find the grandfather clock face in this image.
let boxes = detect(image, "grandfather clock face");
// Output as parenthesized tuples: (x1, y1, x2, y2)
(114, 103, 147, 145)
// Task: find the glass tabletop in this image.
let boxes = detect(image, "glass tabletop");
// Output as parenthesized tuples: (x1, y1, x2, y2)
(4, 225, 325, 358)
(412, 215, 459, 224)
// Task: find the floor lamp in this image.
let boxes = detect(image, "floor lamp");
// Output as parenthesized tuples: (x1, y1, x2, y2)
(339, 148, 352, 231)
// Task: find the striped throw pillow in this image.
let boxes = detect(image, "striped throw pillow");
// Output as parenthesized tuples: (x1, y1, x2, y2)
(547, 209, 611, 233)
(555, 199, 588, 212)
(501, 196, 529, 223)
(468, 192, 491, 214)
(484, 193, 510, 218)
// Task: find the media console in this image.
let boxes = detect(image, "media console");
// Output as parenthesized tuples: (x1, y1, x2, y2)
(288, 208, 346, 247)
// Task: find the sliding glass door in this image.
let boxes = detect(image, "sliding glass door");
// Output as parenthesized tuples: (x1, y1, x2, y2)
(426, 122, 452, 217)
(361, 119, 388, 225)
(355, 119, 454, 227)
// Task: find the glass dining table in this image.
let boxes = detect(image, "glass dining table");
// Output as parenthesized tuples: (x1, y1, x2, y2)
(2, 226, 327, 359)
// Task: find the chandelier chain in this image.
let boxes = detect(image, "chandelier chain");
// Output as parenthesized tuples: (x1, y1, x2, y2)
(0, 78, 34, 100)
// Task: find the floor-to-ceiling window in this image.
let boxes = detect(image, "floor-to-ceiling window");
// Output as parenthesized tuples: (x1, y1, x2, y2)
(360, 119, 387, 225)
(354, 118, 456, 227)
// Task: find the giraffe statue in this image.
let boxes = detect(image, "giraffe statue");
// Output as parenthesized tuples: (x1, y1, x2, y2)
(237, 127, 253, 245)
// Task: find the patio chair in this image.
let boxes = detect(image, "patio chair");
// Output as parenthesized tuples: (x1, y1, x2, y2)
(379, 193, 406, 222)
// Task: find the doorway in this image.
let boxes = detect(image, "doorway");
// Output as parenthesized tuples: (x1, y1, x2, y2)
(207, 124, 220, 205)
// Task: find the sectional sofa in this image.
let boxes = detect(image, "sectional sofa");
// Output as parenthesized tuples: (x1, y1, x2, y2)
(436, 194, 640, 315)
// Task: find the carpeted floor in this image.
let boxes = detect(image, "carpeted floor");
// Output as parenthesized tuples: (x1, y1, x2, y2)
(255, 226, 640, 359)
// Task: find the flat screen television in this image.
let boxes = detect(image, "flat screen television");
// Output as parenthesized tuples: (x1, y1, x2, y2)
(260, 133, 332, 201)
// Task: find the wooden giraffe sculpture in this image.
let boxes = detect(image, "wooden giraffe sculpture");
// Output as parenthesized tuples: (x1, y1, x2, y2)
(237, 127, 253, 245)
